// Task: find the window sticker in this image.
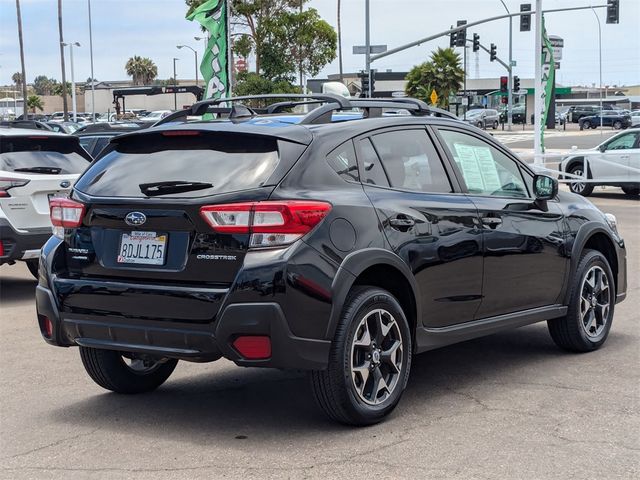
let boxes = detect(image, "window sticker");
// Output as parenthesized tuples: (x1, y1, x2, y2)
(453, 143, 502, 193)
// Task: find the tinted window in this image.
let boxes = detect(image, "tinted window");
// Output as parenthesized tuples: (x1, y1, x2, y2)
(438, 129, 529, 198)
(93, 137, 111, 157)
(358, 138, 389, 187)
(0, 136, 89, 173)
(327, 141, 359, 182)
(78, 137, 94, 153)
(370, 129, 452, 193)
(75, 132, 284, 198)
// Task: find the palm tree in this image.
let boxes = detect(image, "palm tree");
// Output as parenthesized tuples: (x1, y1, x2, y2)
(26, 95, 44, 113)
(57, 0, 69, 121)
(405, 47, 464, 108)
(125, 56, 158, 85)
(15, 0, 28, 119)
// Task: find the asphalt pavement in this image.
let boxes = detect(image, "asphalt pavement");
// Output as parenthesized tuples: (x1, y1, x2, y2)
(1, 195, 638, 479)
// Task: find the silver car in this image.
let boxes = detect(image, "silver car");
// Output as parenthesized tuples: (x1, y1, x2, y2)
(460, 109, 500, 130)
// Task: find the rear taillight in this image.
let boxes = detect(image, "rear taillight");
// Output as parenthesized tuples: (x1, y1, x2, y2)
(0, 178, 30, 197)
(200, 200, 331, 248)
(50, 197, 85, 238)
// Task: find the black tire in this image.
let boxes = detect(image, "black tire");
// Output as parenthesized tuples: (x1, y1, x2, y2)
(79, 347, 178, 394)
(476, 121, 483, 129)
(492, 121, 498, 130)
(621, 185, 640, 196)
(310, 286, 412, 426)
(613, 121, 622, 130)
(548, 249, 615, 352)
(582, 120, 591, 129)
(25, 259, 39, 279)
(568, 163, 594, 196)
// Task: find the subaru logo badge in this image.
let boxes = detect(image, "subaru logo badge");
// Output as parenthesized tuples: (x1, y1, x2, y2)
(60, 180, 70, 188)
(125, 211, 146, 226)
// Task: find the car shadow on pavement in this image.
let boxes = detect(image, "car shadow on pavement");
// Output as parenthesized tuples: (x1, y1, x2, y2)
(47, 322, 633, 441)
(588, 191, 639, 201)
(0, 276, 36, 305)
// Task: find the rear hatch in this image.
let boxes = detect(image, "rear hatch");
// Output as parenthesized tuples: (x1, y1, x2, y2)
(58, 129, 308, 323)
(0, 134, 91, 231)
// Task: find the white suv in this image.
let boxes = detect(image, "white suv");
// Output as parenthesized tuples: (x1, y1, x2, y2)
(0, 128, 92, 276)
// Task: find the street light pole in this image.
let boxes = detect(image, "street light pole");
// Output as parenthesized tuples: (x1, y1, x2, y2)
(62, 42, 81, 122)
(364, 0, 371, 97)
(591, 6, 603, 133)
(499, 0, 513, 131)
(172, 57, 179, 110)
(533, 0, 543, 162)
(87, 0, 96, 122)
(177, 45, 198, 87)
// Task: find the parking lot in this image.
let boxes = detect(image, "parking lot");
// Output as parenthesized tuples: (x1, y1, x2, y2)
(0, 190, 638, 480)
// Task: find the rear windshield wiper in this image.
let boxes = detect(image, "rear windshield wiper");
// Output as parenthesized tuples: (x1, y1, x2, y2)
(139, 180, 214, 196)
(13, 166, 62, 174)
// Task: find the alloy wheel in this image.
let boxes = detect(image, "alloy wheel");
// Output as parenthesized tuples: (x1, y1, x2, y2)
(121, 354, 164, 374)
(579, 266, 611, 338)
(350, 308, 403, 406)
(570, 168, 586, 194)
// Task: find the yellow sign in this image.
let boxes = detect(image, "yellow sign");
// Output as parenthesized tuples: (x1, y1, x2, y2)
(430, 89, 438, 106)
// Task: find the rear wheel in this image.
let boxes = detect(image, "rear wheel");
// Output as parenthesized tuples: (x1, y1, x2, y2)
(581, 120, 592, 130)
(621, 185, 640, 196)
(25, 259, 39, 279)
(476, 121, 483, 129)
(310, 286, 412, 426)
(568, 164, 594, 196)
(548, 250, 614, 352)
(79, 347, 178, 394)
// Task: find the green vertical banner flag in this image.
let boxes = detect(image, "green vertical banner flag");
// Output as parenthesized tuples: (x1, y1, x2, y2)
(540, 15, 556, 152)
(187, 0, 229, 100)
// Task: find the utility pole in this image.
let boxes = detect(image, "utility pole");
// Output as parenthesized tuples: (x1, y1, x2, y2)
(15, 0, 28, 120)
(172, 57, 179, 110)
(534, 0, 543, 162)
(62, 42, 80, 122)
(337, 0, 343, 82)
(592, 6, 603, 133)
(57, 0, 68, 121)
(365, 0, 371, 97)
(499, 0, 513, 131)
(88, 0, 96, 122)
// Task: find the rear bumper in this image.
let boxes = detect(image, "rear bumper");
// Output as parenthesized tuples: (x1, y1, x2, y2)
(0, 219, 51, 264)
(36, 280, 331, 370)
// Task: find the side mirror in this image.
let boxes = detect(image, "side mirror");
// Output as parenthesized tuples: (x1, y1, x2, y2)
(533, 174, 558, 201)
(599, 144, 607, 152)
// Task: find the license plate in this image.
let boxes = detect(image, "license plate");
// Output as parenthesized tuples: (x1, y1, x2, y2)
(117, 231, 167, 265)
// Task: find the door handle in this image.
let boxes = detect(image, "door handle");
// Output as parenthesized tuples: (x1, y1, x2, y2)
(481, 216, 502, 228)
(389, 216, 415, 229)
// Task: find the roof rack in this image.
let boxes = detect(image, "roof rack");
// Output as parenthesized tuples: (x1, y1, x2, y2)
(153, 94, 457, 127)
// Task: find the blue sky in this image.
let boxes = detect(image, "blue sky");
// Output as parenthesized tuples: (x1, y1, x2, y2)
(1, 0, 638, 88)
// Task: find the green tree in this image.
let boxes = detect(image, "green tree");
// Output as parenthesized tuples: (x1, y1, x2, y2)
(33, 75, 56, 95)
(405, 47, 464, 108)
(52, 81, 72, 97)
(11, 72, 23, 87)
(125, 56, 158, 85)
(26, 95, 44, 113)
(233, 71, 299, 105)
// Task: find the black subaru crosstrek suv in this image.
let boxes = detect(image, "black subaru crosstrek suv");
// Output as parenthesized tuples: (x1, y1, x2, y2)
(36, 95, 627, 425)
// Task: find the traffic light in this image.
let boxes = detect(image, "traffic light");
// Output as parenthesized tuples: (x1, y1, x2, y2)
(369, 70, 376, 96)
(449, 26, 457, 48)
(606, 0, 619, 24)
(520, 4, 532, 31)
(359, 71, 369, 98)
(490, 43, 497, 62)
(472, 34, 480, 52)
(513, 76, 521, 92)
(500, 76, 508, 93)
(456, 20, 467, 47)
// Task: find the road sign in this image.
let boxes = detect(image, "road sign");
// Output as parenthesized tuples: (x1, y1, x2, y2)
(430, 89, 438, 105)
(353, 45, 387, 55)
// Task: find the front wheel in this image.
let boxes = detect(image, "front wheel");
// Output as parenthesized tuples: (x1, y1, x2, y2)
(492, 121, 499, 130)
(621, 185, 640, 196)
(548, 250, 615, 352)
(581, 120, 592, 129)
(568, 164, 594, 196)
(613, 121, 622, 130)
(79, 347, 178, 394)
(310, 286, 412, 426)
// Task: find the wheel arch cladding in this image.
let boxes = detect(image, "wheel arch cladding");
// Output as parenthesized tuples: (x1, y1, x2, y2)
(326, 248, 420, 346)
(572, 227, 619, 298)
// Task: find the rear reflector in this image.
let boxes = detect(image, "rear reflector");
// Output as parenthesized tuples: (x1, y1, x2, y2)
(39, 315, 53, 338)
(50, 198, 85, 234)
(0, 177, 30, 197)
(232, 336, 271, 360)
(0, 241, 4, 257)
(200, 200, 331, 248)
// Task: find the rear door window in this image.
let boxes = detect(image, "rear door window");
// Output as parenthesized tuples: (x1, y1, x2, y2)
(369, 129, 452, 193)
(75, 132, 296, 198)
(357, 138, 390, 187)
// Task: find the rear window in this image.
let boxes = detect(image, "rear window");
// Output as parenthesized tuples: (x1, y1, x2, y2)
(75, 132, 291, 198)
(0, 136, 90, 174)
